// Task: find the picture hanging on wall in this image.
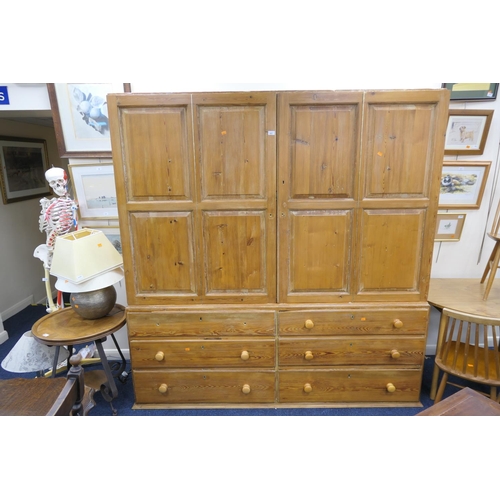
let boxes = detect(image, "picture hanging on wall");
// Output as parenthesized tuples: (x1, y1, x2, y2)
(444, 109, 493, 155)
(442, 83, 498, 101)
(84, 226, 122, 254)
(69, 163, 118, 220)
(0, 136, 51, 204)
(439, 161, 491, 210)
(47, 83, 130, 158)
(435, 213, 467, 241)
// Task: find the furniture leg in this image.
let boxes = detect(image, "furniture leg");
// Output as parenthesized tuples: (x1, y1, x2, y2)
(480, 243, 498, 283)
(94, 338, 119, 401)
(430, 365, 440, 400)
(434, 372, 448, 404)
(483, 242, 500, 300)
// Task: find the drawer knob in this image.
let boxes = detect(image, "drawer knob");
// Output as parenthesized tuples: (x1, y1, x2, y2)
(303, 383, 313, 393)
(393, 319, 403, 329)
(304, 350, 314, 361)
(155, 351, 165, 362)
(241, 350, 250, 361)
(158, 383, 168, 394)
(390, 349, 401, 359)
(386, 383, 396, 393)
(242, 384, 251, 394)
(305, 319, 314, 329)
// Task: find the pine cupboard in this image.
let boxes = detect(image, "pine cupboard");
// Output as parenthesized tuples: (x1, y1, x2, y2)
(108, 89, 449, 407)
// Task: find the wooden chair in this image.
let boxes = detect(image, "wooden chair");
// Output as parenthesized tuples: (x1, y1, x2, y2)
(432, 308, 500, 404)
(0, 353, 91, 416)
(480, 200, 500, 300)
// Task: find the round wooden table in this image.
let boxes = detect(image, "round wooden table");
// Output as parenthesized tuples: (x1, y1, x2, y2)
(32, 304, 127, 414)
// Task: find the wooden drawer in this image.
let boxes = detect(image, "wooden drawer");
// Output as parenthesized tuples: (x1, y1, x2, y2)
(278, 368, 422, 403)
(128, 310, 275, 338)
(130, 338, 275, 368)
(279, 336, 425, 366)
(278, 307, 428, 336)
(133, 370, 276, 404)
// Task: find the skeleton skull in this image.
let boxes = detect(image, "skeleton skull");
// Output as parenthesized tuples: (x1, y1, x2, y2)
(45, 167, 68, 197)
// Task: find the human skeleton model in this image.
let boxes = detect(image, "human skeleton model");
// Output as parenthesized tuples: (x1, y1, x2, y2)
(34, 166, 78, 312)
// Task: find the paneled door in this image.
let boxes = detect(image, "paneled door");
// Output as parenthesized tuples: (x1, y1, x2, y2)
(109, 92, 277, 305)
(277, 91, 363, 303)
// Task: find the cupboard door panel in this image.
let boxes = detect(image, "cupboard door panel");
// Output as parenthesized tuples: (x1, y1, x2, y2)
(120, 105, 193, 200)
(288, 104, 359, 199)
(203, 211, 269, 295)
(359, 209, 424, 292)
(287, 210, 351, 294)
(198, 105, 267, 199)
(130, 212, 197, 296)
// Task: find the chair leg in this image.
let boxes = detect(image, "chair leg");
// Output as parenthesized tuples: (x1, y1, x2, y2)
(482, 241, 500, 300)
(480, 243, 498, 283)
(434, 372, 448, 404)
(490, 386, 497, 401)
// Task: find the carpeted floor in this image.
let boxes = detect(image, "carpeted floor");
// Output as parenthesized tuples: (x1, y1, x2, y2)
(0, 303, 467, 416)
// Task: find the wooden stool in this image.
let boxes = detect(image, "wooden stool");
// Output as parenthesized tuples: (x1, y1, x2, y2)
(480, 200, 500, 300)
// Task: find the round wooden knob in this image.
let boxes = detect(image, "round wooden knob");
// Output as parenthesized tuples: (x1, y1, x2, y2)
(155, 351, 165, 361)
(303, 383, 313, 393)
(242, 384, 251, 394)
(390, 349, 400, 359)
(386, 383, 396, 393)
(305, 319, 314, 329)
(158, 383, 168, 393)
(304, 350, 314, 360)
(393, 319, 403, 329)
(241, 350, 250, 361)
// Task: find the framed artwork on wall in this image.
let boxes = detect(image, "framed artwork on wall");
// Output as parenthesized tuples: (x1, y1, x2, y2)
(69, 163, 118, 220)
(0, 136, 51, 204)
(435, 213, 467, 241)
(442, 83, 498, 101)
(439, 161, 491, 210)
(84, 226, 122, 254)
(444, 109, 493, 155)
(47, 83, 130, 158)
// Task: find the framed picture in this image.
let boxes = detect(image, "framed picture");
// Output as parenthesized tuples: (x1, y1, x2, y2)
(435, 213, 467, 241)
(69, 163, 118, 219)
(442, 83, 498, 101)
(0, 136, 51, 204)
(444, 109, 493, 155)
(84, 226, 122, 254)
(439, 161, 491, 209)
(47, 83, 130, 158)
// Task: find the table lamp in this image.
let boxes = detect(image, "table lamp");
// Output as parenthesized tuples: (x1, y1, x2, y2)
(49, 228, 124, 319)
(1, 330, 69, 377)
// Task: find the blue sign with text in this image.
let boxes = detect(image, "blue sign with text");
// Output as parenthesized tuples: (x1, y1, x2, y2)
(0, 86, 10, 105)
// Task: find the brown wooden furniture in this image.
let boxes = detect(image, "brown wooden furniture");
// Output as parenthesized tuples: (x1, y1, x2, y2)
(417, 387, 500, 416)
(432, 307, 500, 403)
(31, 305, 127, 414)
(428, 278, 500, 400)
(108, 89, 449, 408)
(480, 200, 500, 300)
(0, 354, 88, 416)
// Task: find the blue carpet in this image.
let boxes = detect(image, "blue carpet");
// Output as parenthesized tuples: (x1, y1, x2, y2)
(1, 304, 466, 416)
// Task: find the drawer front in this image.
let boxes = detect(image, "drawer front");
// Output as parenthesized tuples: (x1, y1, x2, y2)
(130, 338, 275, 368)
(128, 310, 275, 338)
(133, 370, 276, 404)
(278, 368, 422, 403)
(279, 336, 425, 366)
(278, 308, 428, 336)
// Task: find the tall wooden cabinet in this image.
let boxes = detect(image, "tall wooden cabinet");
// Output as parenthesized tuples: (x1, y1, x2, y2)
(108, 89, 449, 407)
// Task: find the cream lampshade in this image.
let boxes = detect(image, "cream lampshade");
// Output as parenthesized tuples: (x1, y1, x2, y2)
(50, 228, 124, 319)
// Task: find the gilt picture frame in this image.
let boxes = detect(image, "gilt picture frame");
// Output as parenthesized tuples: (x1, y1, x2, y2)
(439, 161, 491, 210)
(47, 83, 130, 158)
(69, 163, 118, 220)
(435, 213, 467, 241)
(0, 136, 51, 204)
(444, 109, 493, 155)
